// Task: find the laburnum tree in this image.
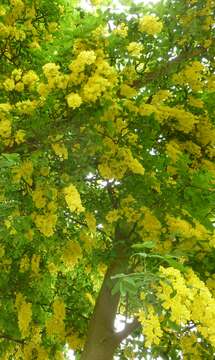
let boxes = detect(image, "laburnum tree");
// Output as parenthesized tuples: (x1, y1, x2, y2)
(0, 0, 215, 359)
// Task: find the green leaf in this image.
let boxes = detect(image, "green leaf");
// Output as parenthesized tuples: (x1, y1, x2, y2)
(132, 241, 156, 249)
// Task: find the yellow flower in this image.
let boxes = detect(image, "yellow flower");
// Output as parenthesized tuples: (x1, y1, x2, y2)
(16, 100, 37, 114)
(34, 213, 57, 237)
(0, 103, 12, 113)
(31, 254, 40, 275)
(15, 129, 26, 144)
(13, 160, 33, 185)
(22, 70, 38, 86)
(106, 209, 120, 223)
(18, 300, 32, 337)
(128, 157, 145, 175)
(120, 84, 137, 98)
(52, 142, 68, 159)
(86, 212, 96, 233)
(66, 93, 82, 109)
(15, 82, 24, 92)
(4, 78, 15, 91)
(127, 42, 143, 57)
(166, 140, 182, 162)
(138, 307, 163, 347)
(64, 184, 85, 213)
(139, 15, 163, 35)
(62, 240, 82, 269)
(113, 23, 128, 38)
(42, 63, 60, 78)
(20, 255, 30, 272)
(67, 333, 84, 350)
(12, 68, 22, 81)
(0, 119, 11, 138)
(77, 50, 96, 66)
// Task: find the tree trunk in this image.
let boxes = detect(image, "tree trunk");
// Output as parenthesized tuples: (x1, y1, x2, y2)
(81, 258, 126, 360)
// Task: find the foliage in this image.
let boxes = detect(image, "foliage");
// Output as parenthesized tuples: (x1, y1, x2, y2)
(0, 0, 215, 359)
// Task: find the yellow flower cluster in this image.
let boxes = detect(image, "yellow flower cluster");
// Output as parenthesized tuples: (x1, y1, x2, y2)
(164, 106, 198, 133)
(64, 184, 85, 213)
(15, 129, 26, 144)
(0, 119, 11, 139)
(13, 160, 33, 186)
(66, 93, 82, 109)
(61, 240, 82, 269)
(82, 74, 110, 102)
(15, 293, 32, 337)
(98, 146, 144, 180)
(3, 69, 38, 93)
(31, 254, 40, 275)
(139, 102, 197, 134)
(172, 61, 204, 91)
(138, 207, 162, 241)
(67, 333, 84, 351)
(80, 55, 117, 102)
(42, 62, 69, 90)
(166, 215, 208, 241)
(158, 267, 215, 347)
(186, 269, 215, 347)
(112, 23, 128, 38)
(85, 212, 96, 233)
(152, 90, 172, 105)
(16, 100, 37, 115)
(166, 140, 182, 162)
(158, 267, 192, 324)
(43, 63, 60, 78)
(180, 334, 202, 359)
(106, 209, 120, 223)
(138, 306, 163, 347)
(46, 298, 66, 340)
(32, 187, 47, 209)
(188, 96, 204, 108)
(34, 212, 57, 237)
(52, 142, 68, 159)
(22, 70, 38, 86)
(127, 42, 143, 57)
(19, 255, 30, 272)
(196, 117, 215, 146)
(120, 84, 137, 99)
(69, 50, 96, 73)
(3, 78, 15, 91)
(139, 15, 163, 35)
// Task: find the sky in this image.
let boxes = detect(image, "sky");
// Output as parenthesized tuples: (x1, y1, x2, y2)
(80, 0, 160, 11)
(68, 0, 160, 358)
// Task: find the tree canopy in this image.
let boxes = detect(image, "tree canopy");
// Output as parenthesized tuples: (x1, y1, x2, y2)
(0, 0, 215, 359)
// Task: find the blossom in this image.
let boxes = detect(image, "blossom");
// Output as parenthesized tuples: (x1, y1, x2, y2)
(22, 70, 38, 85)
(18, 300, 32, 337)
(34, 213, 57, 237)
(3, 78, 15, 91)
(52, 142, 68, 159)
(64, 184, 85, 213)
(127, 42, 143, 57)
(0, 119, 11, 138)
(15, 129, 26, 144)
(43, 63, 60, 78)
(66, 93, 82, 109)
(139, 15, 163, 35)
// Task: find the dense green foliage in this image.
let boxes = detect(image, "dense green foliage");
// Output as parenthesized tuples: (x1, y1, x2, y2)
(0, 0, 215, 359)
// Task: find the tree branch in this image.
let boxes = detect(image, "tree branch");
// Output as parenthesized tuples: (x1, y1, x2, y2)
(115, 317, 141, 343)
(0, 333, 25, 344)
(134, 43, 214, 88)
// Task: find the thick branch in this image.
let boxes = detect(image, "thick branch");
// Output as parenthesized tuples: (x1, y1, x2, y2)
(134, 43, 214, 88)
(115, 318, 141, 344)
(0, 333, 25, 344)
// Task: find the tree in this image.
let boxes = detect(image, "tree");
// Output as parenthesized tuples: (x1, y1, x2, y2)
(0, 0, 215, 358)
